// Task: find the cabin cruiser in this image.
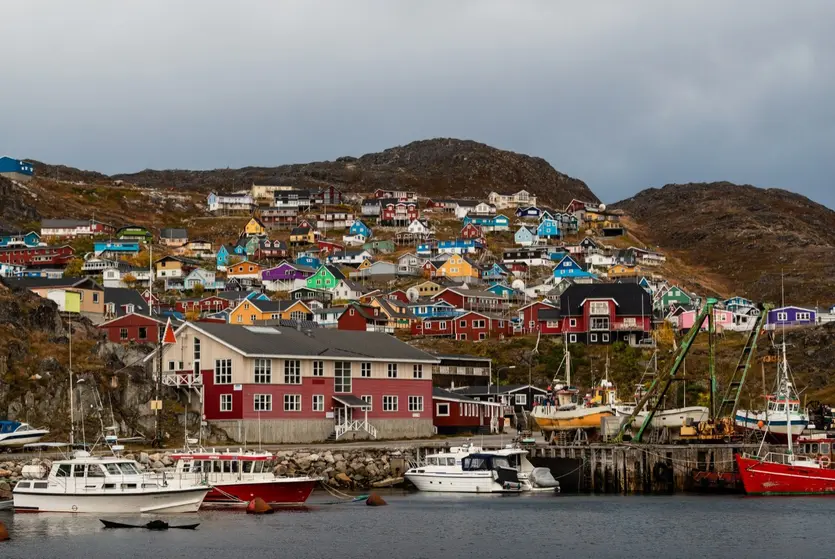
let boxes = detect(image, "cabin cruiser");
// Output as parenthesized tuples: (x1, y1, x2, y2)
(405, 443, 559, 493)
(13, 450, 209, 513)
(156, 448, 319, 507)
(0, 421, 49, 449)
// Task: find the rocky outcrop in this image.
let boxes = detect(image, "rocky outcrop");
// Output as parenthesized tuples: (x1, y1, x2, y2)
(0, 176, 39, 230)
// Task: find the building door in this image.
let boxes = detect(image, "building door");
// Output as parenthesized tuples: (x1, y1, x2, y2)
(335, 406, 352, 426)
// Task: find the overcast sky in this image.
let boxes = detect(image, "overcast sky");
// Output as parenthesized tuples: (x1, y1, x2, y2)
(3, 1, 834, 206)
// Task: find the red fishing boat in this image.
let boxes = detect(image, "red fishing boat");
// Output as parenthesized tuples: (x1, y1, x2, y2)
(165, 449, 319, 507)
(736, 434, 835, 495)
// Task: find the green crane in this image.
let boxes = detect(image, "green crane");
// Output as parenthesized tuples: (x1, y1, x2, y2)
(616, 298, 718, 443)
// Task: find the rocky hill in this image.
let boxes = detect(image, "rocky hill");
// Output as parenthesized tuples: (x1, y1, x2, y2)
(613, 182, 835, 306)
(0, 176, 39, 231)
(110, 138, 597, 207)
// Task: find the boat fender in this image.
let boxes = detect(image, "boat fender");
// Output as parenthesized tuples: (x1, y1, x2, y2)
(365, 493, 387, 507)
(245, 497, 274, 515)
(819, 456, 831, 468)
(0, 521, 8, 542)
(652, 462, 670, 482)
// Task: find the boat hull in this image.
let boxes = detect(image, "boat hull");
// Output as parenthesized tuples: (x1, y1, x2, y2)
(532, 406, 613, 431)
(735, 411, 808, 440)
(203, 479, 318, 506)
(13, 487, 209, 513)
(615, 406, 709, 429)
(736, 454, 835, 495)
(0, 431, 49, 448)
(405, 472, 523, 493)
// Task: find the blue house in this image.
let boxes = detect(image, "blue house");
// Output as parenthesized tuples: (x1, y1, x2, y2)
(0, 231, 40, 248)
(409, 299, 458, 319)
(482, 262, 511, 282)
(216, 244, 234, 269)
(514, 225, 537, 247)
(348, 220, 371, 238)
(463, 214, 510, 232)
(537, 218, 561, 239)
(295, 254, 321, 269)
(94, 241, 140, 256)
(766, 306, 816, 330)
(552, 254, 595, 279)
(436, 239, 482, 255)
(516, 206, 541, 219)
(724, 296, 756, 313)
(0, 157, 34, 180)
(486, 282, 517, 299)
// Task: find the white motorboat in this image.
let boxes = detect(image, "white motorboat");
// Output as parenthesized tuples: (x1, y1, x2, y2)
(13, 450, 209, 513)
(0, 421, 49, 448)
(614, 404, 710, 429)
(405, 443, 559, 494)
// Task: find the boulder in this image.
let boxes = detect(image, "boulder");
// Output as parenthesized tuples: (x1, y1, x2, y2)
(323, 452, 335, 464)
(148, 453, 162, 463)
(0, 470, 12, 479)
(139, 452, 150, 465)
(245, 497, 274, 515)
(365, 493, 387, 506)
(335, 461, 348, 473)
(335, 473, 352, 486)
(333, 454, 345, 463)
(0, 521, 8, 542)
(274, 464, 288, 476)
(151, 461, 164, 470)
(161, 456, 173, 467)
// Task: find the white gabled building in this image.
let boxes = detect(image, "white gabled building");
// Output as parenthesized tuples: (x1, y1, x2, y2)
(207, 192, 254, 214)
(488, 190, 536, 210)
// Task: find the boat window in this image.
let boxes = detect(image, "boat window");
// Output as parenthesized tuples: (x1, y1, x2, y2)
(181, 462, 191, 473)
(777, 404, 785, 412)
(87, 464, 106, 477)
(822, 444, 831, 455)
(493, 457, 512, 469)
(33, 482, 48, 489)
(105, 463, 122, 476)
(73, 464, 86, 477)
(190, 461, 201, 474)
(446, 458, 455, 466)
(222, 461, 232, 473)
(103, 483, 116, 489)
(56, 464, 71, 477)
(243, 461, 253, 474)
(119, 463, 140, 475)
(16, 482, 30, 489)
(812, 444, 820, 454)
(142, 483, 158, 488)
(122, 483, 137, 489)
(462, 457, 489, 471)
(428, 457, 437, 466)
(203, 461, 212, 473)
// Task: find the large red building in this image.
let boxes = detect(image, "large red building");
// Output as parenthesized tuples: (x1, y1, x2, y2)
(380, 199, 418, 226)
(337, 303, 389, 331)
(517, 301, 556, 334)
(412, 311, 513, 341)
(0, 245, 74, 267)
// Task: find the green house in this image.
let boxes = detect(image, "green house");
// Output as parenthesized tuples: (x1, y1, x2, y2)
(363, 239, 395, 254)
(116, 225, 154, 243)
(660, 285, 693, 310)
(305, 264, 346, 290)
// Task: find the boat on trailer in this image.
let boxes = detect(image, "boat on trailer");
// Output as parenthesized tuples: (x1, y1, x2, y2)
(160, 449, 319, 507)
(0, 421, 49, 449)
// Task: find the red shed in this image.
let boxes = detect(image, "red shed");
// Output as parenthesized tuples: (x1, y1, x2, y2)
(337, 303, 389, 331)
(99, 313, 163, 344)
(453, 311, 514, 341)
(518, 301, 556, 334)
(432, 387, 502, 435)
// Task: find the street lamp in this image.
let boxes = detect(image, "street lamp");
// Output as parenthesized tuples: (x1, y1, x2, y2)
(494, 365, 516, 403)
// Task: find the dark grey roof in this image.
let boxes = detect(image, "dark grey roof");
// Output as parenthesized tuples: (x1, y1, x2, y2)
(245, 299, 301, 313)
(432, 353, 492, 364)
(324, 265, 346, 280)
(290, 227, 311, 235)
(160, 228, 188, 239)
(104, 288, 149, 317)
(432, 387, 477, 403)
(452, 384, 548, 395)
(560, 283, 652, 317)
(188, 322, 439, 362)
(2, 277, 102, 290)
(252, 318, 320, 330)
(217, 290, 256, 301)
(41, 219, 91, 228)
(537, 308, 562, 320)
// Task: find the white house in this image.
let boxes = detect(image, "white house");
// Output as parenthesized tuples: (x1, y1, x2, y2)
(102, 265, 152, 289)
(407, 219, 433, 236)
(454, 200, 479, 219)
(328, 249, 372, 266)
(488, 190, 536, 210)
(207, 192, 254, 214)
(467, 202, 497, 216)
(312, 306, 346, 328)
(331, 279, 367, 300)
(585, 252, 616, 273)
(397, 252, 426, 276)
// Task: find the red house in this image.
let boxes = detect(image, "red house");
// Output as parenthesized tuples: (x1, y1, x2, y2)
(318, 239, 344, 255)
(460, 223, 483, 240)
(557, 283, 652, 344)
(254, 239, 288, 260)
(452, 311, 514, 341)
(387, 289, 409, 304)
(0, 245, 74, 267)
(337, 303, 389, 331)
(536, 307, 562, 335)
(99, 313, 163, 344)
(517, 301, 556, 334)
(175, 295, 232, 315)
(433, 287, 506, 313)
(432, 387, 502, 435)
(411, 316, 455, 337)
(380, 200, 418, 226)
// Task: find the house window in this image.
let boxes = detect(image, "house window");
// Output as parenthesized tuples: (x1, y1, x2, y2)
(220, 394, 232, 412)
(602, 333, 610, 343)
(334, 361, 351, 393)
(312, 394, 324, 412)
(516, 394, 527, 405)
(313, 360, 324, 377)
(459, 334, 467, 340)
(254, 394, 272, 412)
(569, 334, 577, 343)
(408, 396, 424, 412)
(360, 395, 372, 411)
(777, 312, 788, 321)
(93, 292, 100, 303)
(214, 359, 232, 384)
(119, 328, 128, 340)
(284, 359, 301, 384)
(237, 315, 243, 323)
(590, 333, 598, 343)
(387, 364, 398, 378)
(413, 364, 423, 379)
(569, 318, 577, 328)
(138, 327, 147, 340)
(590, 317, 610, 331)
(361, 362, 372, 378)
(168, 361, 176, 371)
(436, 403, 450, 417)
(250, 314, 256, 322)
(797, 312, 811, 321)
(282, 394, 301, 412)
(383, 396, 398, 412)
(589, 301, 608, 315)
(459, 320, 466, 328)
(254, 359, 272, 384)
(194, 337, 201, 360)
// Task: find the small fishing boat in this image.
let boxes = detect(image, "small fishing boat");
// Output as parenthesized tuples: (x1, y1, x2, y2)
(404, 443, 559, 493)
(100, 519, 199, 530)
(0, 421, 49, 449)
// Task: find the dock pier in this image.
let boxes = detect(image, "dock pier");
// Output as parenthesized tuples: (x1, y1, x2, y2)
(527, 443, 775, 494)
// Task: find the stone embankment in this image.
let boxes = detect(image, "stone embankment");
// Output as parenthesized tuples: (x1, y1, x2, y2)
(0, 447, 416, 492)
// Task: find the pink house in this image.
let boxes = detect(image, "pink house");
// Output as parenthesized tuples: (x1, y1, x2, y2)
(673, 308, 734, 332)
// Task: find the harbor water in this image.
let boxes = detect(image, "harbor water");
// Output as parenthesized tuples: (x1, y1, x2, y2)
(1, 490, 832, 559)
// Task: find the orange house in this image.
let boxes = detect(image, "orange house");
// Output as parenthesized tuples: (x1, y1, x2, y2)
(227, 261, 264, 279)
(228, 298, 313, 325)
(436, 255, 480, 281)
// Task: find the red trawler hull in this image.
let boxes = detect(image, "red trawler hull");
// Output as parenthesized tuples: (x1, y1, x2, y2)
(735, 454, 835, 496)
(203, 479, 318, 506)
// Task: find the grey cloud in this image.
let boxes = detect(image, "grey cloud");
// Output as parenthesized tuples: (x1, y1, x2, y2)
(1, 0, 834, 207)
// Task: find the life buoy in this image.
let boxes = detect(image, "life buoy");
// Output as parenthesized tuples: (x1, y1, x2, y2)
(819, 455, 831, 468)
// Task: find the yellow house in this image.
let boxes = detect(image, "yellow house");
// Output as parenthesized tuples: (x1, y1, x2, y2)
(290, 226, 318, 246)
(228, 299, 313, 325)
(356, 259, 374, 271)
(415, 280, 444, 298)
(243, 217, 267, 237)
(436, 255, 479, 281)
(608, 264, 643, 279)
(227, 261, 264, 279)
(368, 296, 415, 330)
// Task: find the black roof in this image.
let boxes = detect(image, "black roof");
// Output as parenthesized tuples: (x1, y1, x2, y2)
(451, 384, 548, 395)
(537, 308, 561, 320)
(160, 228, 187, 239)
(104, 288, 149, 317)
(559, 283, 651, 317)
(2, 277, 102, 290)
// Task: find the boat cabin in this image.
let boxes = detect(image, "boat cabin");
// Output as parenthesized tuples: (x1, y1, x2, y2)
(14, 455, 161, 494)
(767, 395, 801, 415)
(796, 435, 834, 460)
(170, 450, 273, 477)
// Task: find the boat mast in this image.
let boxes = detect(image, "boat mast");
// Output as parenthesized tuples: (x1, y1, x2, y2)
(69, 313, 74, 448)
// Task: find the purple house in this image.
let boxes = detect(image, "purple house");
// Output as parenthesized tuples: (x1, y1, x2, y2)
(261, 261, 316, 291)
(765, 305, 816, 330)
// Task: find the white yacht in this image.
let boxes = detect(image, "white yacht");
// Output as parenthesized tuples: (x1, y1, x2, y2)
(0, 421, 49, 448)
(13, 450, 209, 513)
(405, 443, 559, 494)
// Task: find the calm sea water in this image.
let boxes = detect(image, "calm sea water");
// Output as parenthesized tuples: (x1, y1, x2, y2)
(2, 490, 834, 559)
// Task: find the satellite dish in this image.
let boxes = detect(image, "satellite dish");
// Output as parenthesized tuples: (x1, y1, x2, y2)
(599, 203, 606, 211)
(511, 279, 526, 291)
(406, 287, 420, 302)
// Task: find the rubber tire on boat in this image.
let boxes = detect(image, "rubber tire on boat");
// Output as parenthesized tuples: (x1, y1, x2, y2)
(652, 462, 670, 482)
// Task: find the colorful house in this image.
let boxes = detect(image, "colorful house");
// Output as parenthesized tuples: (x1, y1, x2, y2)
(295, 254, 321, 269)
(482, 262, 511, 282)
(94, 240, 141, 257)
(436, 255, 481, 282)
(242, 216, 267, 237)
(261, 261, 316, 292)
(290, 226, 318, 246)
(228, 298, 312, 325)
(216, 244, 234, 270)
(344, 220, 372, 246)
(460, 222, 483, 240)
(514, 226, 537, 247)
(536, 218, 561, 240)
(659, 285, 694, 310)
(306, 265, 346, 290)
(462, 214, 510, 232)
(765, 306, 816, 330)
(515, 206, 542, 219)
(552, 255, 595, 280)
(227, 261, 264, 280)
(557, 283, 653, 345)
(0, 231, 40, 248)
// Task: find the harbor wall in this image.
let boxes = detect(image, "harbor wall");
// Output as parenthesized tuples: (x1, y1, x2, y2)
(210, 418, 434, 444)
